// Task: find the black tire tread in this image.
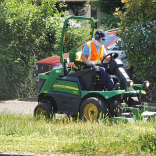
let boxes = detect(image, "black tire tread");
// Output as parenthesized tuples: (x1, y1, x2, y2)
(34, 103, 53, 119)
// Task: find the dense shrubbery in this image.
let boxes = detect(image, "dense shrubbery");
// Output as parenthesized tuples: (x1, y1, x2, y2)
(115, 0, 156, 101)
(92, 0, 124, 14)
(99, 13, 120, 30)
(92, 0, 122, 30)
(3, 0, 155, 101)
(0, 0, 90, 100)
(64, 25, 91, 52)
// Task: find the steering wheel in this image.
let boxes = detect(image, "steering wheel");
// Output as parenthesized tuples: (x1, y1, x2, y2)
(101, 52, 118, 65)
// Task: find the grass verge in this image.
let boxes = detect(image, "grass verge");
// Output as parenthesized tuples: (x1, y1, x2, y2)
(0, 111, 156, 155)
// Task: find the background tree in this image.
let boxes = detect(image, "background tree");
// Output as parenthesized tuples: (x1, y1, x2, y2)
(93, 0, 124, 14)
(92, 0, 124, 29)
(115, 0, 156, 101)
(0, 0, 90, 100)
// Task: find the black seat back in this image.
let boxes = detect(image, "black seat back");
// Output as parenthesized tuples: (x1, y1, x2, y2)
(68, 68, 97, 90)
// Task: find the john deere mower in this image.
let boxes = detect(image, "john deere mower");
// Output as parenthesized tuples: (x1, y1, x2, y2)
(34, 16, 156, 122)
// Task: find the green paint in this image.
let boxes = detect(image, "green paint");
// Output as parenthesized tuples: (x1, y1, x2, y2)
(133, 84, 143, 89)
(81, 89, 146, 99)
(38, 68, 64, 94)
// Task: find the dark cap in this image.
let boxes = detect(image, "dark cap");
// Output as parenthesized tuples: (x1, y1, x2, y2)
(95, 30, 107, 40)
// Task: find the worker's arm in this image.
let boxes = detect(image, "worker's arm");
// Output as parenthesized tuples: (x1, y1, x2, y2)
(81, 44, 92, 65)
(81, 53, 90, 65)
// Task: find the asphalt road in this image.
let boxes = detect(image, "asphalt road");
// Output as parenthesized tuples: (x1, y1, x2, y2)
(0, 98, 38, 115)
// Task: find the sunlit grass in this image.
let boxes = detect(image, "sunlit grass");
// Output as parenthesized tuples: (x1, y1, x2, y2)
(0, 111, 156, 155)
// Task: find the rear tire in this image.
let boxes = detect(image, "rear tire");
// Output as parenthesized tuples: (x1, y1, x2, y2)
(80, 97, 109, 121)
(34, 103, 53, 119)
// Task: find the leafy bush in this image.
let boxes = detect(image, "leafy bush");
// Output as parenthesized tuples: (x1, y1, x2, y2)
(99, 13, 121, 30)
(92, 0, 122, 30)
(92, 0, 124, 14)
(0, 0, 92, 100)
(0, 0, 67, 100)
(114, 0, 156, 101)
(64, 25, 91, 53)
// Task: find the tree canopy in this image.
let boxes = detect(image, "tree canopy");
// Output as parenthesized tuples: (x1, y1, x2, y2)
(115, 0, 156, 101)
(0, 0, 90, 100)
(92, 0, 124, 14)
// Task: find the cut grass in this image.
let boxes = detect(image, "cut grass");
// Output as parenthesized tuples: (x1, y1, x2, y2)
(0, 111, 156, 155)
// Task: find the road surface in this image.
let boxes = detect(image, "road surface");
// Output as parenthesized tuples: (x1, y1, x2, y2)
(0, 98, 38, 115)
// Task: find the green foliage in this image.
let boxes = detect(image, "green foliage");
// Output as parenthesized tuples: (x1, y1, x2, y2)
(92, 0, 124, 14)
(66, 2, 87, 16)
(0, 0, 92, 100)
(0, 0, 67, 100)
(0, 55, 25, 99)
(92, 0, 122, 30)
(139, 131, 156, 152)
(115, 0, 156, 101)
(115, 0, 156, 81)
(64, 26, 91, 53)
(99, 13, 121, 30)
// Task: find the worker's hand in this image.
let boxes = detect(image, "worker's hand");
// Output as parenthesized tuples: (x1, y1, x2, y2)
(88, 62, 95, 67)
(103, 55, 111, 61)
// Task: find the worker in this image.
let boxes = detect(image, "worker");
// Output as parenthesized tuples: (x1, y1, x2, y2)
(81, 30, 115, 91)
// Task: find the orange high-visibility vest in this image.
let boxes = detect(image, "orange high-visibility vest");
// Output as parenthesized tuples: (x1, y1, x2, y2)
(82, 40, 104, 62)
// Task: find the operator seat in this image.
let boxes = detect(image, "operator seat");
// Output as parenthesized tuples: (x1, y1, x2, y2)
(68, 67, 97, 91)
(68, 49, 96, 90)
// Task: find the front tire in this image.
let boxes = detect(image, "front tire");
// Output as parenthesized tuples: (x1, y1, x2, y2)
(80, 97, 109, 121)
(109, 101, 124, 117)
(34, 103, 52, 119)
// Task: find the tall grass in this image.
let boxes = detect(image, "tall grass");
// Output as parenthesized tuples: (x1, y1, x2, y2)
(0, 112, 156, 155)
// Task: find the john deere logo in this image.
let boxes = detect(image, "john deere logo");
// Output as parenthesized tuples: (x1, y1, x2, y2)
(53, 84, 79, 91)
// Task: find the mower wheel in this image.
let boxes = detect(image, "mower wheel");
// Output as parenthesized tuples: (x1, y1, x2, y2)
(80, 97, 109, 121)
(109, 101, 124, 117)
(34, 103, 53, 119)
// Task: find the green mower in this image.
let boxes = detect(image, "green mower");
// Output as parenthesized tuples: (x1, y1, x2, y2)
(34, 16, 156, 122)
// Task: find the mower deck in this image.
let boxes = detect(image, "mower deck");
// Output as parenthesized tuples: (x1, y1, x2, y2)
(111, 103, 156, 123)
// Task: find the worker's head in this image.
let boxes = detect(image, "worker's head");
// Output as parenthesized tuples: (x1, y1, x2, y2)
(95, 30, 107, 41)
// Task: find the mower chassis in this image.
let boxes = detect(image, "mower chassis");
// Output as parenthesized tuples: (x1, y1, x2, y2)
(34, 15, 156, 122)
